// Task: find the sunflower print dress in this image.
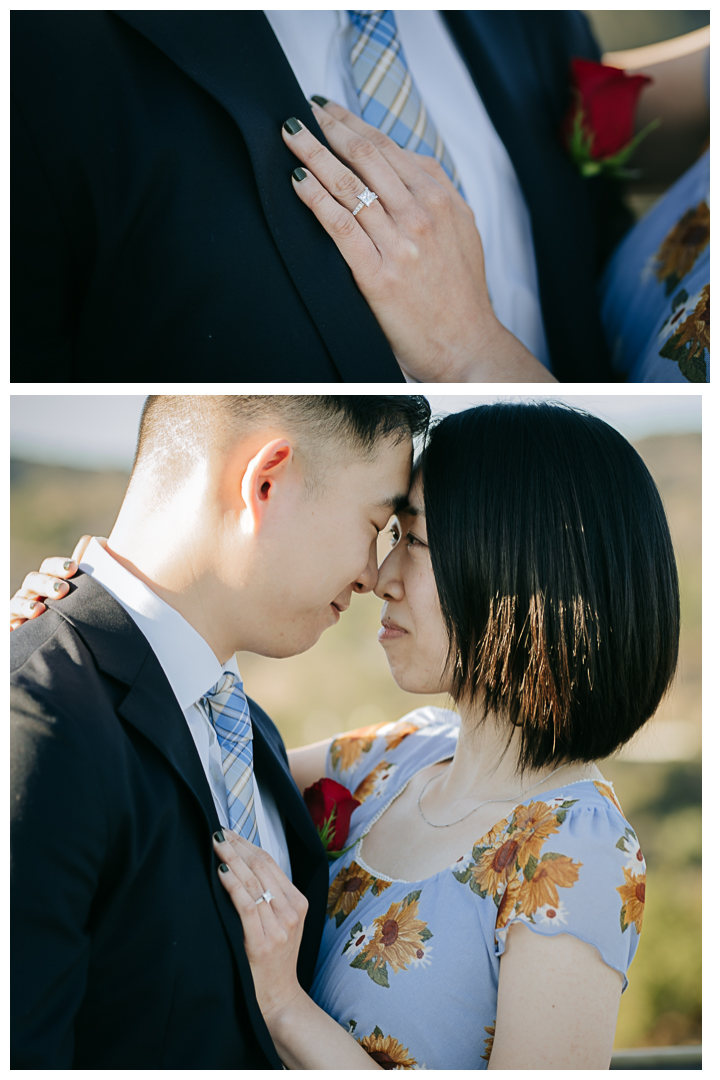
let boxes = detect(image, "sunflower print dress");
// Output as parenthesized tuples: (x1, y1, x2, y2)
(600, 147, 709, 382)
(310, 707, 646, 1070)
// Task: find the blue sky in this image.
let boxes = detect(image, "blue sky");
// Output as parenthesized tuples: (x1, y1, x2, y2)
(10, 394, 701, 470)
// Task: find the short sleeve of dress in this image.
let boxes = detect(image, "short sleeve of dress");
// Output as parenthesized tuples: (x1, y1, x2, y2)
(325, 707, 459, 806)
(490, 784, 646, 990)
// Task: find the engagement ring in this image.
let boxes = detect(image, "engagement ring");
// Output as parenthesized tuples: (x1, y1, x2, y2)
(254, 890, 274, 905)
(353, 187, 379, 216)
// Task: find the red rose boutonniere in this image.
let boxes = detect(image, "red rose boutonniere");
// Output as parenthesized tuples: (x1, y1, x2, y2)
(304, 778, 361, 861)
(562, 58, 660, 179)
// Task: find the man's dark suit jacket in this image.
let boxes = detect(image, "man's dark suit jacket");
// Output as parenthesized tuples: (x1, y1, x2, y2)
(10, 572, 328, 1069)
(11, 10, 629, 382)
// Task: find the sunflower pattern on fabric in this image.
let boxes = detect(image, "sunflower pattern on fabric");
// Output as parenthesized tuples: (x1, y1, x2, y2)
(617, 867, 646, 933)
(615, 826, 646, 933)
(330, 720, 420, 775)
(353, 760, 398, 804)
(481, 1022, 496, 1063)
(657, 284, 710, 382)
(594, 779, 625, 816)
(328, 860, 392, 927)
(453, 797, 583, 937)
(653, 200, 710, 296)
(345, 890, 433, 988)
(347, 1021, 419, 1070)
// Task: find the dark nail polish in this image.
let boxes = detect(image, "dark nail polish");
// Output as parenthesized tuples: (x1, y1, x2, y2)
(219, 863, 230, 873)
(311, 95, 329, 107)
(283, 117, 302, 135)
(29, 601, 36, 610)
(292, 167, 307, 183)
(213, 831, 225, 844)
(63, 561, 72, 571)
(53, 581, 63, 592)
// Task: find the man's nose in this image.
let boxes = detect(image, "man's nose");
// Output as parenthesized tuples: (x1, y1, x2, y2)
(353, 540, 379, 594)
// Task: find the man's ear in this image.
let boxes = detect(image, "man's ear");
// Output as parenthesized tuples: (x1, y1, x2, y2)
(240, 439, 294, 531)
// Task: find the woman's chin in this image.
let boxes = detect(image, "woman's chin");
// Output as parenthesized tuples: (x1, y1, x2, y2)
(387, 663, 447, 697)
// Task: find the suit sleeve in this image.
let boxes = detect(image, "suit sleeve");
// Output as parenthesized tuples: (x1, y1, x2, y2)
(11, 96, 78, 380)
(11, 683, 108, 1067)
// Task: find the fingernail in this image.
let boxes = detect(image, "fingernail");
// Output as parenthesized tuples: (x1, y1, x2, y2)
(292, 167, 307, 183)
(219, 863, 230, 873)
(283, 117, 302, 135)
(53, 581, 63, 592)
(213, 831, 225, 844)
(29, 601, 37, 610)
(311, 95, 329, 107)
(63, 561, 72, 571)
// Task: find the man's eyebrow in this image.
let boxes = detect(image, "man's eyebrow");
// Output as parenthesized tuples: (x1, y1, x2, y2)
(376, 492, 413, 514)
(390, 496, 424, 517)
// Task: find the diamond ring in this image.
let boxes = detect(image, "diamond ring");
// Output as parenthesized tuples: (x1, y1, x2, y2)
(254, 890, 274, 905)
(352, 187, 379, 216)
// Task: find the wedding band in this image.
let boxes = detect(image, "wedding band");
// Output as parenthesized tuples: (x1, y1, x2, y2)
(352, 186, 379, 216)
(254, 890, 274, 905)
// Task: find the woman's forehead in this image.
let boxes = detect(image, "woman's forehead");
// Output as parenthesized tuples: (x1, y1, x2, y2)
(401, 477, 425, 518)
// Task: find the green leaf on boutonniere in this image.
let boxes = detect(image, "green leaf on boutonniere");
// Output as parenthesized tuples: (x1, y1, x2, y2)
(569, 107, 661, 180)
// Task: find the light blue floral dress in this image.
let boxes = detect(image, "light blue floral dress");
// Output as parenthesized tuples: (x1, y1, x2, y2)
(600, 148, 709, 382)
(311, 708, 645, 1070)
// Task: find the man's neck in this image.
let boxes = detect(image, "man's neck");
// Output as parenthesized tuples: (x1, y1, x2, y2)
(104, 539, 234, 665)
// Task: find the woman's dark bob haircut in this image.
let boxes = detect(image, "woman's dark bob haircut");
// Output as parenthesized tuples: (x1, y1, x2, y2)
(421, 402, 680, 771)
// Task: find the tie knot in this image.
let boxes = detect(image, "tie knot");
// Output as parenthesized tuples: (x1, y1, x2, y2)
(203, 671, 250, 728)
(206, 670, 240, 699)
(348, 10, 395, 35)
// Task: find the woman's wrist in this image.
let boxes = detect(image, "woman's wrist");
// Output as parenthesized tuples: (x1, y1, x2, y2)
(264, 987, 383, 1070)
(457, 315, 558, 383)
(258, 980, 307, 1035)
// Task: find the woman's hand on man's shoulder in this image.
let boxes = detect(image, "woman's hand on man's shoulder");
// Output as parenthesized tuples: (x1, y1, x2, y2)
(10, 536, 94, 630)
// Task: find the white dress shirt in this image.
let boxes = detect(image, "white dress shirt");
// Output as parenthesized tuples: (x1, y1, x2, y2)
(265, 9, 551, 369)
(79, 538, 292, 879)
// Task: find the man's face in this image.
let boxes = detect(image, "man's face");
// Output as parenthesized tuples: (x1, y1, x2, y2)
(247, 436, 413, 658)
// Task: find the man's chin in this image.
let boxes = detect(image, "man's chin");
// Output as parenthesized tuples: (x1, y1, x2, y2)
(253, 627, 327, 661)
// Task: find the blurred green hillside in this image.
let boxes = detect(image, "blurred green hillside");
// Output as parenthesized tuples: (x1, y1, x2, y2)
(585, 10, 709, 52)
(10, 431, 701, 1049)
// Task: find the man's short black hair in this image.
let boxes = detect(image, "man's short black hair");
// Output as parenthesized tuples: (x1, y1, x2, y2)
(421, 401, 680, 770)
(132, 395, 431, 489)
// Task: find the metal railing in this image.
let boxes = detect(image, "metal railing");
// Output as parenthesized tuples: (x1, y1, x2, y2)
(610, 1045, 701, 1070)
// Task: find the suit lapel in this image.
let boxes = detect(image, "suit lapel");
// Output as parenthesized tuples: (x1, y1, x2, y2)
(117, 658, 221, 826)
(48, 573, 221, 828)
(441, 11, 613, 381)
(114, 9, 402, 382)
(250, 704, 329, 989)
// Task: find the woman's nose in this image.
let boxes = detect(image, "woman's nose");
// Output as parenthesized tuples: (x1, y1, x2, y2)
(374, 545, 404, 600)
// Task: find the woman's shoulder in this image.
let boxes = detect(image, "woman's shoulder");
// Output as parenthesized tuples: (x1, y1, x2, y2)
(327, 706, 459, 797)
(499, 777, 642, 859)
(461, 777, 647, 988)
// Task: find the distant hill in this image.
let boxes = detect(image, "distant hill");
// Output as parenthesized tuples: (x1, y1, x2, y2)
(11, 459, 130, 592)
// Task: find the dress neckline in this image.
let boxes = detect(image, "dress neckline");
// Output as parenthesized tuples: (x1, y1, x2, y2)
(354, 769, 612, 886)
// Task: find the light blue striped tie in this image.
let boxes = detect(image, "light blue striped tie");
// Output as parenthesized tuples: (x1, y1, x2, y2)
(203, 672, 259, 844)
(347, 10, 465, 195)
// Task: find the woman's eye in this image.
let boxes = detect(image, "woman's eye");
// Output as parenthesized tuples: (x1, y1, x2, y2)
(406, 532, 425, 549)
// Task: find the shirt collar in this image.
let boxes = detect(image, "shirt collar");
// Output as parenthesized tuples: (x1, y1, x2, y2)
(79, 538, 241, 712)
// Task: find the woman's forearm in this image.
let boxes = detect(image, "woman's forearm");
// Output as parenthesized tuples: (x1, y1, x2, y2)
(267, 989, 382, 1070)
